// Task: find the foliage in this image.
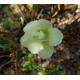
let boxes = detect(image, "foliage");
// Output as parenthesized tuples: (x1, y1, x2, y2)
(77, 71, 80, 75)
(77, 67, 80, 75)
(22, 53, 37, 71)
(22, 53, 66, 75)
(45, 65, 66, 75)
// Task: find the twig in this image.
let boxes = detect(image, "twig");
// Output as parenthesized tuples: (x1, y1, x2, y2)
(23, 4, 32, 19)
(0, 58, 10, 66)
(0, 55, 10, 58)
(65, 4, 78, 11)
(0, 31, 10, 35)
(0, 31, 17, 37)
(0, 60, 11, 70)
(6, 63, 15, 75)
(23, 4, 29, 12)
(52, 4, 78, 17)
(15, 54, 18, 75)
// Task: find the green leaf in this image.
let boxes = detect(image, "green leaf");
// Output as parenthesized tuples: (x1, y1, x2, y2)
(28, 65, 33, 70)
(77, 71, 80, 75)
(28, 53, 33, 59)
(7, 38, 15, 45)
(31, 59, 34, 63)
(32, 63, 37, 68)
(53, 65, 55, 69)
(22, 66, 28, 71)
(6, 38, 18, 47)
(0, 44, 10, 49)
(37, 71, 46, 75)
(0, 36, 18, 48)
(56, 66, 59, 71)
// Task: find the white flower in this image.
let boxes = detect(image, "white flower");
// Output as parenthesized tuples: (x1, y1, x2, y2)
(20, 19, 63, 59)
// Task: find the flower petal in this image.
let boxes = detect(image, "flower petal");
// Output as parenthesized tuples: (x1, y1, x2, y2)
(37, 19, 52, 29)
(20, 33, 32, 48)
(27, 41, 43, 54)
(48, 28, 63, 46)
(20, 34, 28, 48)
(38, 44, 54, 59)
(25, 19, 52, 33)
(23, 20, 38, 32)
(20, 34, 28, 43)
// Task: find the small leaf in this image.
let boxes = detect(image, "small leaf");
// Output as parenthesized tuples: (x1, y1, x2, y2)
(22, 66, 28, 71)
(53, 65, 55, 69)
(56, 66, 59, 71)
(28, 65, 33, 70)
(37, 71, 46, 75)
(32, 63, 37, 68)
(77, 71, 80, 75)
(28, 53, 33, 59)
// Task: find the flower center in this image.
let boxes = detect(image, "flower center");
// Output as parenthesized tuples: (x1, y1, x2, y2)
(34, 30, 46, 39)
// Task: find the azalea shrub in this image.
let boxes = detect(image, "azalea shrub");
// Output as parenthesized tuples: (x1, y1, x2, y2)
(20, 19, 63, 59)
